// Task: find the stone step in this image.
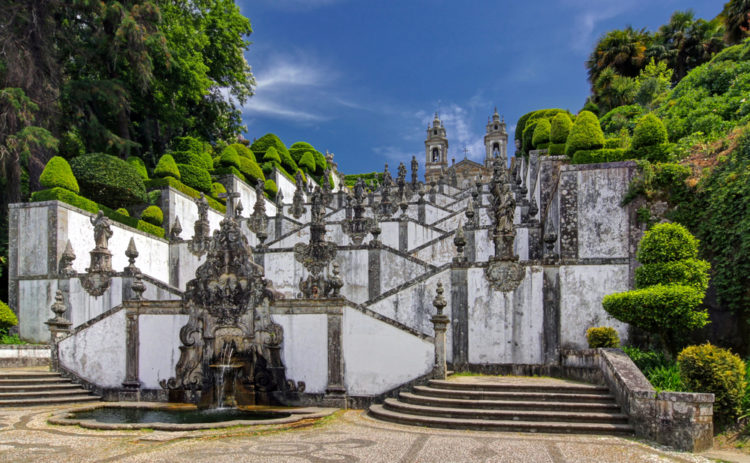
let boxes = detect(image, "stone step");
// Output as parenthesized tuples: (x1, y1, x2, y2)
(399, 392, 622, 412)
(0, 377, 73, 386)
(0, 395, 101, 407)
(0, 371, 62, 380)
(413, 385, 616, 403)
(369, 405, 634, 436)
(429, 379, 609, 394)
(0, 383, 81, 393)
(383, 398, 629, 424)
(0, 388, 94, 400)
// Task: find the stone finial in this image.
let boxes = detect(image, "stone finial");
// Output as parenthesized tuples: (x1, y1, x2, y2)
(465, 199, 475, 227)
(235, 199, 244, 218)
(399, 188, 409, 220)
(170, 216, 183, 241)
(190, 194, 212, 256)
(453, 222, 467, 264)
(432, 282, 447, 316)
(544, 220, 558, 257)
(529, 195, 539, 219)
(328, 262, 343, 297)
(131, 273, 146, 300)
(417, 182, 426, 205)
(411, 156, 419, 186)
(59, 240, 77, 277)
(124, 237, 140, 276)
(369, 217, 382, 248)
(48, 290, 70, 327)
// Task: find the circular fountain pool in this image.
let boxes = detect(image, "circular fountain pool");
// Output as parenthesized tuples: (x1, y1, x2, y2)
(49, 403, 335, 431)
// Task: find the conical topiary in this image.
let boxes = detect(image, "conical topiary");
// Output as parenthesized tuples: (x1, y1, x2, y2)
(154, 154, 181, 180)
(565, 110, 605, 157)
(39, 156, 80, 193)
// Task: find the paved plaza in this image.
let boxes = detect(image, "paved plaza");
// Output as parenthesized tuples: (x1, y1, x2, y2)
(0, 403, 727, 463)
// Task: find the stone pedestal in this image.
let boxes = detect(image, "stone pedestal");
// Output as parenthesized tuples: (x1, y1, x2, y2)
(431, 314, 449, 379)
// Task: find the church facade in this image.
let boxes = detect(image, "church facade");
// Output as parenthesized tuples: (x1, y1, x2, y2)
(424, 109, 509, 187)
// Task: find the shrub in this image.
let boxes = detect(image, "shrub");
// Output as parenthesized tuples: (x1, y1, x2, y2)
(214, 165, 246, 182)
(532, 119, 551, 150)
(58, 129, 85, 159)
(0, 300, 18, 332)
(288, 141, 317, 163)
(313, 150, 328, 175)
(636, 223, 699, 264)
(219, 145, 241, 169)
(522, 120, 539, 153)
(678, 343, 746, 425)
(623, 346, 671, 373)
(154, 154, 181, 180)
(211, 182, 226, 198)
(115, 207, 129, 217)
(586, 326, 620, 348)
(600, 104, 643, 135)
(231, 143, 256, 162)
(299, 151, 316, 173)
(264, 179, 278, 198)
(170, 136, 213, 171)
(69, 153, 148, 207)
(39, 156, 79, 193)
(263, 146, 282, 165)
(604, 138, 621, 149)
(648, 363, 684, 391)
(565, 111, 605, 157)
(571, 148, 625, 164)
(548, 143, 566, 155)
(141, 205, 163, 226)
(250, 133, 292, 167)
(261, 161, 275, 176)
(238, 156, 265, 183)
(635, 259, 711, 291)
(176, 163, 212, 193)
(144, 177, 225, 214)
(126, 156, 148, 180)
(550, 113, 573, 144)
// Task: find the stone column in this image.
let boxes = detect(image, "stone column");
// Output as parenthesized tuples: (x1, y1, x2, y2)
(122, 307, 141, 396)
(450, 266, 469, 370)
(326, 304, 346, 396)
(431, 282, 450, 379)
(45, 290, 71, 372)
(367, 247, 381, 301)
(398, 220, 408, 252)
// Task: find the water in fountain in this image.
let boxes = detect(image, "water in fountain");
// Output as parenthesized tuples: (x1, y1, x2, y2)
(213, 342, 236, 409)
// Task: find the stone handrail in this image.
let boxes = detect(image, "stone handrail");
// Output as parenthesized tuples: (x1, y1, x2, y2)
(562, 348, 714, 452)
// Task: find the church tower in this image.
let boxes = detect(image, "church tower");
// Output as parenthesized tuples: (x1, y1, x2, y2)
(425, 113, 448, 184)
(484, 108, 508, 168)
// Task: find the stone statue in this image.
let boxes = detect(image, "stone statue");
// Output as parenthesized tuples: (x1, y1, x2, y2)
(91, 211, 112, 250)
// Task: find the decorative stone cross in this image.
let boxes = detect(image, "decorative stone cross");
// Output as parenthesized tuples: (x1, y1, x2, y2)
(219, 191, 241, 218)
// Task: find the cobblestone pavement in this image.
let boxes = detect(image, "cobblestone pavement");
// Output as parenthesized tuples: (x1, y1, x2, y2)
(0, 404, 718, 463)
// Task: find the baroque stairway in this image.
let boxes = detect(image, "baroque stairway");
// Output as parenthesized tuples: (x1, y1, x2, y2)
(369, 376, 634, 436)
(0, 368, 100, 407)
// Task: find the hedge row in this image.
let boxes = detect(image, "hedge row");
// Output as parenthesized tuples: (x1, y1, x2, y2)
(69, 153, 148, 207)
(571, 148, 626, 164)
(31, 187, 165, 238)
(144, 177, 226, 214)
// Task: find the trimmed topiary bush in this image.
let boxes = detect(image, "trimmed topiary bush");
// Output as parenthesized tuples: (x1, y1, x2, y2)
(571, 148, 626, 164)
(0, 300, 18, 332)
(603, 223, 710, 355)
(288, 141, 316, 162)
(141, 205, 163, 226)
(126, 156, 148, 180)
(629, 114, 670, 162)
(548, 143, 566, 155)
(115, 207, 129, 217)
(69, 153, 148, 208)
(39, 156, 80, 194)
(231, 143, 256, 162)
(550, 113, 573, 144)
(219, 146, 241, 170)
(211, 182, 226, 198)
(176, 164, 212, 194)
(154, 154, 181, 180)
(678, 343, 746, 426)
(522, 120, 539, 154)
(532, 119, 551, 150)
(313, 151, 327, 175)
(604, 138, 621, 149)
(238, 157, 265, 183)
(299, 151, 316, 174)
(586, 326, 620, 348)
(170, 136, 213, 171)
(264, 179, 278, 198)
(250, 133, 290, 165)
(565, 111, 605, 157)
(263, 146, 282, 165)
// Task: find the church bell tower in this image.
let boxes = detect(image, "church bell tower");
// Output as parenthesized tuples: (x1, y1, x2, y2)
(484, 108, 508, 168)
(425, 113, 448, 183)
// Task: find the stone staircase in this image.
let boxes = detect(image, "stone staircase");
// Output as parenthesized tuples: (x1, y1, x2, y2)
(369, 376, 634, 436)
(0, 369, 101, 407)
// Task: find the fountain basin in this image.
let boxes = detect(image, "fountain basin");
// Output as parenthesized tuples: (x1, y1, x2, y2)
(49, 403, 336, 431)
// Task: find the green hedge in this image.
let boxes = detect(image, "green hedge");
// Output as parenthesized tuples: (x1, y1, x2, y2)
(39, 156, 80, 193)
(548, 143, 566, 155)
(213, 166, 246, 182)
(313, 150, 327, 175)
(176, 163, 212, 193)
(144, 177, 226, 214)
(116, 207, 129, 216)
(532, 119, 551, 148)
(231, 143, 256, 162)
(171, 150, 213, 171)
(635, 258, 711, 291)
(211, 182, 226, 198)
(263, 146, 282, 164)
(219, 146, 241, 169)
(586, 326, 620, 348)
(69, 153, 148, 208)
(571, 148, 626, 164)
(299, 151, 316, 173)
(637, 222, 699, 264)
(550, 113, 572, 144)
(141, 205, 164, 226)
(289, 141, 316, 162)
(0, 300, 18, 331)
(31, 188, 165, 238)
(600, 104, 643, 135)
(565, 111, 605, 157)
(169, 136, 213, 171)
(126, 156, 148, 180)
(678, 343, 746, 426)
(237, 157, 264, 183)
(154, 154, 181, 180)
(604, 138, 621, 149)
(522, 120, 539, 154)
(264, 179, 278, 198)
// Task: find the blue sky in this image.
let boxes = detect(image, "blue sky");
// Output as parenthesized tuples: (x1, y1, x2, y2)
(237, 0, 723, 176)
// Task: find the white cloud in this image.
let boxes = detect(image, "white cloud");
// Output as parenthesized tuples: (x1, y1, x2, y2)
(564, 0, 638, 52)
(421, 104, 486, 163)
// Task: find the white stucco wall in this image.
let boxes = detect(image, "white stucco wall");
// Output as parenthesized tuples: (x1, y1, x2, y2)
(342, 308, 433, 396)
(16, 206, 49, 276)
(559, 264, 630, 349)
(576, 167, 630, 259)
(18, 279, 58, 343)
(58, 309, 127, 388)
(414, 235, 456, 266)
(273, 314, 328, 393)
(138, 314, 189, 389)
(380, 251, 430, 297)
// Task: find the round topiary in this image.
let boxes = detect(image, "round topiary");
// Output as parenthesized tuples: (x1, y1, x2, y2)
(219, 146, 241, 169)
(632, 114, 668, 150)
(299, 151, 316, 174)
(176, 164, 212, 193)
(678, 343, 746, 426)
(264, 179, 278, 198)
(69, 153, 148, 207)
(39, 156, 80, 194)
(154, 154, 181, 180)
(313, 151, 327, 175)
(585, 326, 620, 348)
(522, 120, 539, 153)
(169, 136, 213, 171)
(141, 205, 164, 226)
(231, 143, 256, 162)
(126, 156, 149, 180)
(565, 111, 605, 157)
(532, 119, 551, 149)
(0, 300, 18, 332)
(263, 146, 282, 165)
(289, 142, 316, 162)
(635, 258, 711, 291)
(211, 182, 227, 198)
(115, 207, 130, 217)
(238, 157, 265, 183)
(250, 133, 290, 165)
(550, 113, 573, 144)
(637, 223, 699, 264)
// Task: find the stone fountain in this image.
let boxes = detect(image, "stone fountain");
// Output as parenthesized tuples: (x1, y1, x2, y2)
(161, 210, 300, 408)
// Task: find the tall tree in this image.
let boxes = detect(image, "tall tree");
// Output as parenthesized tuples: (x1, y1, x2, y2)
(723, 0, 750, 44)
(586, 26, 653, 88)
